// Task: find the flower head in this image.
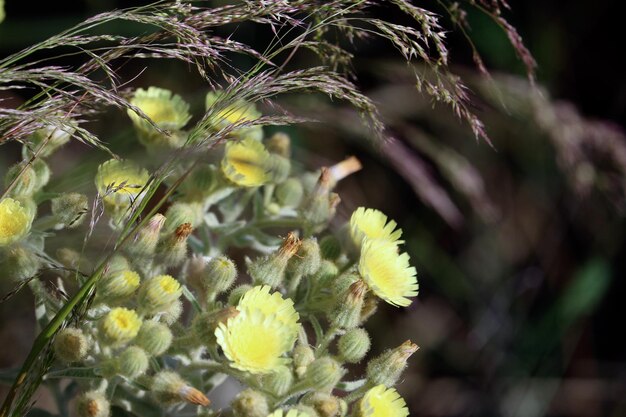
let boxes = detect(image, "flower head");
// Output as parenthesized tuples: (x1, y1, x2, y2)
(0, 198, 34, 246)
(221, 137, 271, 187)
(128, 87, 191, 131)
(205, 92, 263, 141)
(267, 410, 311, 417)
(216, 286, 300, 373)
(95, 159, 150, 207)
(358, 239, 417, 307)
(358, 385, 408, 417)
(350, 207, 403, 248)
(138, 275, 182, 313)
(100, 307, 142, 344)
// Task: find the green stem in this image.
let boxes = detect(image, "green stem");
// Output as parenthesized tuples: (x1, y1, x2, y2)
(315, 326, 340, 357)
(343, 382, 373, 404)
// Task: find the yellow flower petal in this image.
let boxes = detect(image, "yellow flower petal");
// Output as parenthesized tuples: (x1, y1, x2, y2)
(95, 159, 150, 207)
(359, 385, 409, 417)
(350, 207, 403, 248)
(128, 87, 191, 132)
(358, 239, 418, 307)
(101, 307, 142, 344)
(237, 285, 299, 333)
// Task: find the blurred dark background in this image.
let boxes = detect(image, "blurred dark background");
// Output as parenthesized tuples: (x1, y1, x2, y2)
(1, 1, 625, 416)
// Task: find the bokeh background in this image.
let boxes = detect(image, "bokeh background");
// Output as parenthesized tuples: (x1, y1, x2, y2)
(1, 1, 625, 416)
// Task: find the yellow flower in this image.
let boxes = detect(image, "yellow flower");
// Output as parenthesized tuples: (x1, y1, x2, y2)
(0, 198, 34, 246)
(358, 385, 409, 417)
(350, 207, 403, 248)
(237, 285, 299, 330)
(267, 410, 311, 417)
(128, 87, 191, 131)
(98, 269, 141, 300)
(221, 138, 271, 187)
(101, 307, 142, 344)
(95, 159, 150, 207)
(205, 92, 263, 141)
(358, 239, 418, 307)
(215, 308, 297, 374)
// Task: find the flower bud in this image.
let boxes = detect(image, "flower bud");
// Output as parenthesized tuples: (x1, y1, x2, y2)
(193, 307, 239, 346)
(268, 154, 291, 184)
(300, 168, 333, 229)
(57, 247, 90, 272)
(319, 235, 341, 261)
(138, 274, 182, 314)
(360, 295, 378, 324)
(228, 284, 252, 306)
(117, 346, 149, 378)
(156, 223, 193, 267)
(310, 260, 338, 288)
(366, 340, 418, 386)
(163, 202, 202, 234)
(338, 328, 370, 363)
(32, 159, 51, 190)
(53, 327, 89, 363)
(127, 213, 165, 258)
(51, 193, 89, 229)
(4, 163, 37, 197)
(151, 371, 210, 406)
(202, 255, 238, 295)
(331, 273, 359, 296)
(1, 245, 41, 282)
(261, 366, 293, 397)
(135, 320, 173, 356)
(275, 178, 304, 208)
(76, 390, 109, 417)
(161, 300, 183, 325)
(302, 392, 342, 417)
(26, 121, 74, 157)
(330, 280, 366, 329)
(97, 269, 141, 302)
(231, 388, 269, 417)
(266, 132, 291, 157)
(179, 164, 218, 200)
(301, 357, 344, 391)
(0, 198, 34, 246)
(247, 232, 301, 288)
(100, 307, 142, 345)
(293, 343, 315, 378)
(288, 238, 321, 278)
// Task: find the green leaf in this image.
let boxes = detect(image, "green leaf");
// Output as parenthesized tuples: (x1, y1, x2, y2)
(336, 379, 367, 392)
(44, 367, 99, 380)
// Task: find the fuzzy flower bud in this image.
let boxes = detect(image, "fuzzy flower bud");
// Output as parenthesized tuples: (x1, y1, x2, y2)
(366, 340, 418, 387)
(138, 274, 182, 314)
(268, 154, 291, 184)
(266, 132, 291, 157)
(330, 280, 367, 329)
(293, 343, 316, 378)
(261, 366, 294, 397)
(135, 321, 173, 356)
(202, 255, 238, 295)
(301, 357, 344, 391)
(1, 245, 41, 282)
(156, 223, 193, 267)
(32, 159, 51, 190)
(310, 260, 338, 288)
(303, 392, 342, 417)
(118, 346, 149, 378)
(97, 269, 141, 301)
(288, 238, 321, 278)
(338, 328, 370, 363)
(231, 389, 269, 417)
(53, 328, 90, 363)
(275, 178, 304, 208)
(193, 307, 239, 346)
(76, 391, 109, 417)
(51, 193, 89, 229)
(247, 232, 301, 288)
(319, 235, 342, 261)
(228, 284, 252, 306)
(0, 198, 34, 246)
(127, 213, 166, 258)
(4, 163, 37, 197)
(161, 299, 184, 325)
(151, 371, 210, 406)
(100, 307, 142, 345)
(163, 202, 202, 234)
(179, 164, 218, 200)
(300, 168, 333, 229)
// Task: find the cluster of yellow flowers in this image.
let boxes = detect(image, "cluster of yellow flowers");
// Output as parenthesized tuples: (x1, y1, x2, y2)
(1, 85, 418, 417)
